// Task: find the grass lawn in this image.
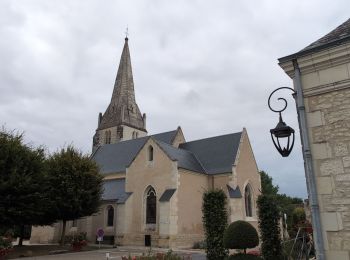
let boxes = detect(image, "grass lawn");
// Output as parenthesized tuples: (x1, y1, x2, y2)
(6, 244, 98, 259)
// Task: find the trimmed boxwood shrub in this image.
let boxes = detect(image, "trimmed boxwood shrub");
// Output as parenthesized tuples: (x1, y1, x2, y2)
(202, 189, 228, 260)
(223, 220, 259, 253)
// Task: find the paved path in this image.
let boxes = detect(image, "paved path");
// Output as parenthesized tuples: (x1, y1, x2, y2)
(13, 246, 206, 260)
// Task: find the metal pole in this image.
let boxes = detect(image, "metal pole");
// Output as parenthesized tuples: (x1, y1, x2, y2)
(292, 59, 325, 260)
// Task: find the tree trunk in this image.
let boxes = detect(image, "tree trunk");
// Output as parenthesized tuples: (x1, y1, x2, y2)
(60, 220, 67, 246)
(18, 225, 25, 246)
(244, 248, 246, 254)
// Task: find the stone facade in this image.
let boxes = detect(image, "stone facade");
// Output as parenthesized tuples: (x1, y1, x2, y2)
(279, 19, 350, 259)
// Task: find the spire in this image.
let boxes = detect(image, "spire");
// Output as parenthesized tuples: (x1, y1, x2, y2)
(98, 37, 146, 131)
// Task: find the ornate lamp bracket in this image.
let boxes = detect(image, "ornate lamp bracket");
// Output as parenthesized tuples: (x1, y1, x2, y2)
(268, 87, 297, 157)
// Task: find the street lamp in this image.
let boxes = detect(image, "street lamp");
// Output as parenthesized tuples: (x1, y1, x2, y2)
(268, 87, 296, 157)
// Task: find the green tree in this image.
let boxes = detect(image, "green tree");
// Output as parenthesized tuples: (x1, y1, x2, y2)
(46, 146, 103, 245)
(260, 171, 303, 234)
(0, 129, 55, 245)
(202, 189, 228, 260)
(260, 170, 279, 196)
(257, 194, 283, 260)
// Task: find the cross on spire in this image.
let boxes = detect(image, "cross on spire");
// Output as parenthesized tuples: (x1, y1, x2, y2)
(125, 26, 129, 39)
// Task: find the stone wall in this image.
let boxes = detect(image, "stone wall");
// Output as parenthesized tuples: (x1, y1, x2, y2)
(279, 41, 350, 259)
(307, 88, 350, 258)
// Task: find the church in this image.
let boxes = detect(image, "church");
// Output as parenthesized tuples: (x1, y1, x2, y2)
(30, 37, 261, 248)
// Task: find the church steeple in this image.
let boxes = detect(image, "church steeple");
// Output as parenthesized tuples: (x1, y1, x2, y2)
(93, 37, 147, 150)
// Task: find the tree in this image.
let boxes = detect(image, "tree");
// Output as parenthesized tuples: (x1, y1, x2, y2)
(223, 220, 259, 254)
(0, 129, 55, 245)
(202, 189, 228, 260)
(259, 171, 303, 234)
(260, 171, 278, 196)
(257, 194, 283, 260)
(46, 146, 103, 245)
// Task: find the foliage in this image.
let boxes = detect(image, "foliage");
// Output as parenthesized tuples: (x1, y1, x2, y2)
(192, 240, 206, 249)
(202, 189, 228, 260)
(260, 171, 278, 196)
(257, 194, 283, 260)
(0, 129, 56, 245)
(46, 146, 103, 244)
(0, 237, 13, 257)
(121, 249, 184, 260)
(227, 253, 262, 260)
(260, 171, 304, 233)
(64, 232, 87, 251)
(223, 221, 259, 253)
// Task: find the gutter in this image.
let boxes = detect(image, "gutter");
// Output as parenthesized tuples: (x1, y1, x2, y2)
(292, 59, 325, 260)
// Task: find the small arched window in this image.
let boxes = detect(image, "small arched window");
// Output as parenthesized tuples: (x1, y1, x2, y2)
(146, 188, 156, 224)
(148, 146, 154, 161)
(107, 205, 114, 227)
(136, 132, 138, 138)
(245, 184, 253, 217)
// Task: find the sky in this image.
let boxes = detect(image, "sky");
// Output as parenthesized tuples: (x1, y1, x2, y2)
(0, 0, 349, 198)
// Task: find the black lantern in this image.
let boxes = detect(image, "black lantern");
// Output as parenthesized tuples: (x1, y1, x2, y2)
(268, 87, 296, 157)
(270, 113, 295, 157)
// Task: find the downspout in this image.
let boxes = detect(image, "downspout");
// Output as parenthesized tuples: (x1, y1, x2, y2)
(292, 59, 325, 260)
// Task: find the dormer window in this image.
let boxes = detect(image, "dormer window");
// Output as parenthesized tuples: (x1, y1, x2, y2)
(148, 145, 153, 161)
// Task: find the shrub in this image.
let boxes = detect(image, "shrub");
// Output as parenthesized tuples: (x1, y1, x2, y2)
(257, 194, 282, 260)
(64, 232, 87, 251)
(227, 253, 262, 259)
(0, 237, 13, 257)
(223, 220, 259, 253)
(202, 189, 228, 260)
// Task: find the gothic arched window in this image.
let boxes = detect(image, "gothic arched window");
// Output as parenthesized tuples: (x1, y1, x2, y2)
(146, 188, 156, 224)
(148, 146, 154, 161)
(107, 205, 114, 227)
(245, 184, 253, 217)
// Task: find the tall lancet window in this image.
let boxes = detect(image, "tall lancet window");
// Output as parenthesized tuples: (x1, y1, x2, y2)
(107, 205, 114, 227)
(148, 146, 154, 161)
(146, 188, 156, 224)
(105, 130, 111, 144)
(245, 184, 253, 217)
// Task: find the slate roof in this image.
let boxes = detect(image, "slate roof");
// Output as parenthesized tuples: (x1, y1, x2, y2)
(179, 132, 242, 174)
(227, 185, 242, 198)
(152, 130, 178, 144)
(93, 137, 148, 174)
(93, 129, 242, 175)
(157, 141, 206, 173)
(102, 178, 131, 203)
(279, 18, 350, 63)
(159, 189, 176, 202)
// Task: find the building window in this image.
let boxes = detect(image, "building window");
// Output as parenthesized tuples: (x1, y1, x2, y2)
(136, 132, 138, 138)
(148, 146, 153, 161)
(146, 188, 156, 224)
(105, 130, 111, 144)
(245, 184, 253, 217)
(72, 219, 77, 227)
(107, 205, 114, 227)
